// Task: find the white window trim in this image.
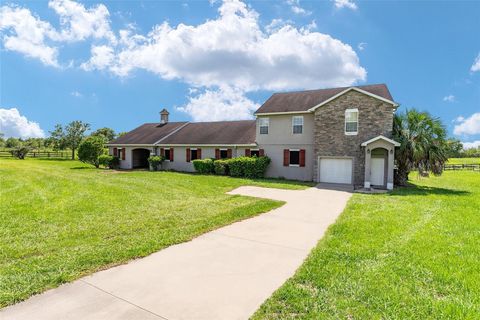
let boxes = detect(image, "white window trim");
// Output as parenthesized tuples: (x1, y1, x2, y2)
(259, 117, 269, 134)
(292, 116, 304, 134)
(345, 108, 359, 135)
(289, 149, 300, 167)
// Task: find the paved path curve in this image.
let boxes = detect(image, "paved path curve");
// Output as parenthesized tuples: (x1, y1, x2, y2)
(1, 186, 351, 320)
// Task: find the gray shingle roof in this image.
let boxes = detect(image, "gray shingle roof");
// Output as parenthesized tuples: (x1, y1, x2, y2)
(109, 122, 188, 144)
(255, 84, 394, 114)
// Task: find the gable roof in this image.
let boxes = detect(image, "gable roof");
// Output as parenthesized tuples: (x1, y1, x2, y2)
(255, 84, 396, 114)
(160, 120, 256, 145)
(108, 120, 256, 146)
(361, 135, 400, 147)
(109, 122, 188, 145)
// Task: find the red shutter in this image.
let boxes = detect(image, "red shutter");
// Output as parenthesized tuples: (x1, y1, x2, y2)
(121, 148, 126, 160)
(170, 148, 174, 162)
(283, 149, 289, 166)
(186, 148, 191, 162)
(299, 149, 306, 167)
(259, 149, 265, 157)
(227, 149, 232, 159)
(160, 148, 165, 157)
(113, 147, 117, 157)
(197, 148, 202, 159)
(215, 148, 220, 159)
(245, 149, 251, 157)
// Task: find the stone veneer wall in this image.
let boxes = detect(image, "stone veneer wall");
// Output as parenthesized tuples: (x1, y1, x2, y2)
(313, 90, 395, 185)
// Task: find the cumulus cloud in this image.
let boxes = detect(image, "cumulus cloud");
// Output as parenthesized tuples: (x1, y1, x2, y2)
(100, 0, 366, 92)
(0, 6, 59, 66)
(454, 112, 480, 136)
(286, 0, 311, 15)
(80, 45, 115, 70)
(334, 0, 358, 10)
(462, 140, 480, 149)
(471, 53, 480, 72)
(443, 94, 455, 102)
(177, 86, 259, 122)
(0, 108, 45, 138)
(357, 42, 366, 51)
(0, 0, 115, 67)
(71, 91, 83, 97)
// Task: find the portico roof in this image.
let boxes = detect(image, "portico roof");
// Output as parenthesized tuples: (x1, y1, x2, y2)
(361, 135, 400, 147)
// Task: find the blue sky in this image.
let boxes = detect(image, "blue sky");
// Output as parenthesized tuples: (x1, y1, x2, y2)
(1, 0, 479, 148)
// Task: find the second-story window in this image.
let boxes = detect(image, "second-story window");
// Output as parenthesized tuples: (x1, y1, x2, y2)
(259, 117, 269, 134)
(292, 116, 303, 134)
(345, 109, 358, 135)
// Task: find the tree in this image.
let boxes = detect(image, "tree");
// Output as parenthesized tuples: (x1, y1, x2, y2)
(63, 121, 91, 159)
(445, 139, 463, 158)
(117, 131, 128, 138)
(0, 133, 5, 148)
(49, 124, 68, 151)
(5, 137, 21, 148)
(393, 109, 449, 186)
(78, 136, 104, 168)
(10, 146, 31, 159)
(91, 127, 116, 143)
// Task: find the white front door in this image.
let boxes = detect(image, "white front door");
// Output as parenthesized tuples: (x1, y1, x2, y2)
(371, 158, 385, 186)
(319, 158, 353, 184)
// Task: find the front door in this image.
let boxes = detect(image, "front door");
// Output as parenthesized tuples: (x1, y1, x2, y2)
(371, 158, 385, 186)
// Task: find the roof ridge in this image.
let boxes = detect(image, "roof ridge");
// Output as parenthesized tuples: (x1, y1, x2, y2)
(272, 83, 387, 95)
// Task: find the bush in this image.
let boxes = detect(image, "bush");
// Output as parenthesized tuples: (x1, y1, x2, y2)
(214, 159, 229, 175)
(193, 158, 215, 174)
(78, 136, 105, 168)
(227, 156, 271, 178)
(148, 156, 164, 171)
(10, 146, 30, 159)
(98, 155, 120, 169)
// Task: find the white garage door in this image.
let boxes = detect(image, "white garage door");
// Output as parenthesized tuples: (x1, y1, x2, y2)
(319, 158, 353, 184)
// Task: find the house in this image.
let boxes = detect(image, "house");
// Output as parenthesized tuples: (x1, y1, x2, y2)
(106, 84, 400, 189)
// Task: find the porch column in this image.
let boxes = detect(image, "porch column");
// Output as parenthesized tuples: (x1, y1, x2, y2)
(364, 147, 371, 188)
(387, 148, 394, 190)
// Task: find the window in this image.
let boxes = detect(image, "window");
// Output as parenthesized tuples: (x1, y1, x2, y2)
(289, 150, 300, 166)
(250, 150, 260, 157)
(345, 109, 358, 135)
(164, 149, 171, 161)
(292, 116, 303, 134)
(191, 149, 199, 160)
(220, 149, 228, 159)
(259, 117, 269, 134)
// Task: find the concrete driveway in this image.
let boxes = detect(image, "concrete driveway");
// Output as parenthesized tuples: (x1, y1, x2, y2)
(1, 185, 351, 320)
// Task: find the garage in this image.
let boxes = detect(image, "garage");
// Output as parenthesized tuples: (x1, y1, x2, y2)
(132, 148, 151, 168)
(319, 158, 353, 184)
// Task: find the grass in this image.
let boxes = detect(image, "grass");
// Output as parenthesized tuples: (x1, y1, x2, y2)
(253, 171, 480, 319)
(447, 157, 480, 165)
(0, 158, 313, 307)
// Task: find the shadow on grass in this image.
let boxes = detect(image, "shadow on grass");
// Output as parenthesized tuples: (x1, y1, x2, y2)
(70, 166, 95, 170)
(391, 184, 470, 196)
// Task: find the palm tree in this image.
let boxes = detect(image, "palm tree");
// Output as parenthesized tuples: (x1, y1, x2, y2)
(393, 109, 448, 186)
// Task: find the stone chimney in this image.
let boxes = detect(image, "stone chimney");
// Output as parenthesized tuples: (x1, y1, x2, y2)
(160, 108, 169, 124)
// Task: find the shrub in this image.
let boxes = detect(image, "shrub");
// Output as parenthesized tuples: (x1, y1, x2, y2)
(98, 155, 119, 169)
(10, 146, 30, 159)
(148, 155, 164, 171)
(214, 159, 229, 175)
(227, 156, 271, 178)
(78, 136, 105, 168)
(193, 158, 215, 174)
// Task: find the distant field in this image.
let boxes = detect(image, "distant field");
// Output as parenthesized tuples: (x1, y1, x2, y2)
(447, 157, 480, 165)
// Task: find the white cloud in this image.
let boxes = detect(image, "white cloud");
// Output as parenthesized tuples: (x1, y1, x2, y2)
(0, 6, 59, 66)
(357, 42, 366, 51)
(462, 140, 480, 149)
(100, 0, 366, 92)
(0, 108, 45, 138)
(177, 86, 259, 122)
(443, 94, 455, 102)
(286, 0, 311, 15)
(333, 0, 358, 10)
(48, 0, 116, 43)
(71, 91, 83, 97)
(454, 112, 480, 136)
(81, 45, 115, 71)
(471, 53, 480, 72)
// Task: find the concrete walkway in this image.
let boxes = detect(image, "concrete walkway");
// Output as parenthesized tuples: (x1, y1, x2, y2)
(1, 185, 351, 320)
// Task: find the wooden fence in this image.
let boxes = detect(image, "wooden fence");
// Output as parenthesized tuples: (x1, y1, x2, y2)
(443, 164, 480, 171)
(0, 151, 71, 159)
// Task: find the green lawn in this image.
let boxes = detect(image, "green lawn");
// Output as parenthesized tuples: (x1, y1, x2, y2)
(447, 157, 480, 165)
(253, 171, 480, 319)
(0, 158, 312, 308)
